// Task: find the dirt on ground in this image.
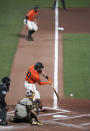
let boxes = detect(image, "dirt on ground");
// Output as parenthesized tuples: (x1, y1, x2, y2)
(4, 8, 90, 131)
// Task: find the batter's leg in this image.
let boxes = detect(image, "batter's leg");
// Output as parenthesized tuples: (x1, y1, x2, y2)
(28, 30, 34, 41)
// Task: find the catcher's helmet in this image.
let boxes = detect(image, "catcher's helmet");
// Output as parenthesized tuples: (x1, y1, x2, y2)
(26, 90, 34, 100)
(26, 91, 33, 97)
(34, 62, 44, 70)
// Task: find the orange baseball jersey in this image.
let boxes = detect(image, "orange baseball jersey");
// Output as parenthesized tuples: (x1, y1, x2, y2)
(26, 10, 38, 21)
(25, 65, 49, 85)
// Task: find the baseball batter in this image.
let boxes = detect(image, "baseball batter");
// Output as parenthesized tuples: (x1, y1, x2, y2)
(24, 62, 52, 111)
(24, 6, 39, 41)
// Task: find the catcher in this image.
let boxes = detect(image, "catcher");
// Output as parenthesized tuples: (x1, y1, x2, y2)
(24, 6, 39, 41)
(24, 62, 52, 112)
(11, 90, 42, 125)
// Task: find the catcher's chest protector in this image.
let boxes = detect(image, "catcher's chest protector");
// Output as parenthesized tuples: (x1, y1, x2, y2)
(15, 98, 32, 119)
(15, 104, 28, 119)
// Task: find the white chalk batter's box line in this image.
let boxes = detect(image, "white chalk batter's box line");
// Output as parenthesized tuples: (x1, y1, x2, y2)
(43, 106, 71, 113)
(7, 107, 90, 122)
(0, 120, 89, 131)
(41, 114, 90, 130)
(52, 114, 90, 120)
(48, 115, 90, 129)
(7, 107, 90, 123)
(1, 108, 90, 130)
(39, 106, 90, 129)
(39, 106, 71, 117)
(0, 121, 89, 130)
(8, 107, 90, 121)
(7, 107, 71, 116)
(42, 119, 85, 129)
(0, 124, 29, 131)
(39, 111, 67, 117)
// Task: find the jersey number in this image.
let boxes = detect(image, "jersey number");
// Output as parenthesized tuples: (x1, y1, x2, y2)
(27, 71, 31, 78)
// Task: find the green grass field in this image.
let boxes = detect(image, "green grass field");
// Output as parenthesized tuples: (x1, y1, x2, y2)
(66, 0, 90, 8)
(63, 34, 90, 99)
(0, 0, 90, 98)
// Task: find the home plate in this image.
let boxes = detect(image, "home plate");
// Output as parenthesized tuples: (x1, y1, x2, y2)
(53, 115, 68, 118)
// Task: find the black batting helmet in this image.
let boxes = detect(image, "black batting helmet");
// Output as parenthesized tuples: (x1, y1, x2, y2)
(34, 62, 44, 70)
(34, 5, 39, 10)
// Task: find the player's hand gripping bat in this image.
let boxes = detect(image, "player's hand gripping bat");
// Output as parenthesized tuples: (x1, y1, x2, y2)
(41, 71, 60, 101)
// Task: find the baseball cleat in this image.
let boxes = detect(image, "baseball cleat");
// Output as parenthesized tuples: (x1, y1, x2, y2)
(36, 121, 43, 125)
(31, 118, 43, 125)
(31, 121, 43, 125)
(28, 36, 34, 41)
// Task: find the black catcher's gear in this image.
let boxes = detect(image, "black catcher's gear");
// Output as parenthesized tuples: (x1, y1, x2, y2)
(0, 77, 10, 125)
(2, 77, 10, 85)
(2, 77, 10, 91)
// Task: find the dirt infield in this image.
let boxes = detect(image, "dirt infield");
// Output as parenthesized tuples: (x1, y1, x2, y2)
(3, 8, 90, 131)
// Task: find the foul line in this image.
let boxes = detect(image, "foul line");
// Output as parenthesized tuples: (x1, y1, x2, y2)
(53, 0, 59, 109)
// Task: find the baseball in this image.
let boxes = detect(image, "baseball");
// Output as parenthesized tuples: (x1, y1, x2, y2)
(70, 93, 73, 96)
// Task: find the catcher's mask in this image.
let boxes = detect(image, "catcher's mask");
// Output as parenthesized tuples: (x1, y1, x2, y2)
(2, 77, 10, 91)
(26, 90, 34, 100)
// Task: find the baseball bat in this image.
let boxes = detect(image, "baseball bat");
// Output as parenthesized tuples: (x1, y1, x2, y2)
(42, 74, 60, 101)
(50, 84, 60, 101)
